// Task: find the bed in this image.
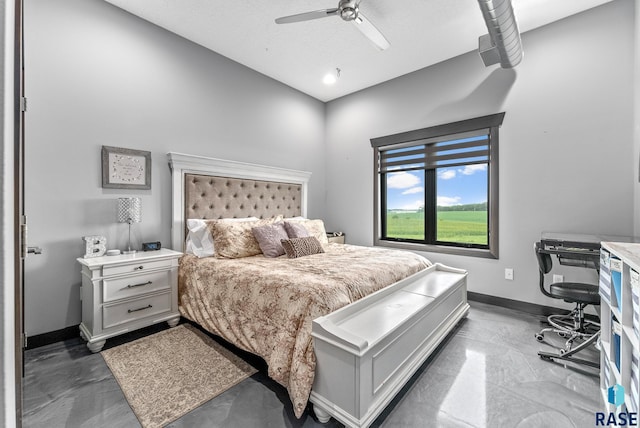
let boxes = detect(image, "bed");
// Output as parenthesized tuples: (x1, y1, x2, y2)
(168, 152, 469, 426)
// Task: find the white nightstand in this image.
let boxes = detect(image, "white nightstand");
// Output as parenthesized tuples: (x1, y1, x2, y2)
(77, 248, 183, 353)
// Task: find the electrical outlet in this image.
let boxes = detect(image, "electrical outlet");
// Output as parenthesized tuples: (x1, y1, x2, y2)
(553, 274, 564, 283)
(505, 268, 514, 280)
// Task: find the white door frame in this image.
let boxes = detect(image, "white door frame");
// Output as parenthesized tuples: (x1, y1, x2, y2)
(2, 0, 20, 426)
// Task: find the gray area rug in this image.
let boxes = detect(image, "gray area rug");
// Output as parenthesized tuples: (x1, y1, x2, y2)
(102, 323, 257, 428)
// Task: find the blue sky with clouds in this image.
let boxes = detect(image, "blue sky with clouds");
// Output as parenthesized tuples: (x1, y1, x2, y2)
(386, 165, 488, 210)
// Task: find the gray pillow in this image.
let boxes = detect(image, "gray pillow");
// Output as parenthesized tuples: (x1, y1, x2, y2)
(284, 221, 310, 238)
(252, 222, 289, 257)
(280, 236, 325, 259)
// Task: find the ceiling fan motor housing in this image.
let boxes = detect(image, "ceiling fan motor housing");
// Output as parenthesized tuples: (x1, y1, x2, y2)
(339, 0, 359, 21)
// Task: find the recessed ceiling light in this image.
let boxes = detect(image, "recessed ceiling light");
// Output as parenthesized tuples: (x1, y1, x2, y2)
(323, 67, 341, 86)
(323, 73, 337, 85)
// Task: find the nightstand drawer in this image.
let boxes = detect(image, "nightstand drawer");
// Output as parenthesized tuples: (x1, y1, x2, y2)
(103, 270, 172, 302)
(103, 292, 171, 329)
(102, 258, 174, 277)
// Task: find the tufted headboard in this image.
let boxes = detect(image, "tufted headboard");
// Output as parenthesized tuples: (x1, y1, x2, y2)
(185, 174, 302, 220)
(168, 152, 312, 251)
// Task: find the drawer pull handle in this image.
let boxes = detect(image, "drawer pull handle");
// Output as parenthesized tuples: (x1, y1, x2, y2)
(128, 305, 152, 313)
(134, 265, 144, 271)
(127, 281, 152, 289)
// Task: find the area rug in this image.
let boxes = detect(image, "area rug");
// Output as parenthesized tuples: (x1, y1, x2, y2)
(101, 324, 257, 428)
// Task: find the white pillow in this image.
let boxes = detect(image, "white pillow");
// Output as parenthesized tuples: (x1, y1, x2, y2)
(185, 217, 258, 258)
(185, 219, 214, 258)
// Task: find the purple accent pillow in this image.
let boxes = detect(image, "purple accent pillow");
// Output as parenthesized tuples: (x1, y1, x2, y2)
(252, 222, 289, 257)
(284, 221, 310, 238)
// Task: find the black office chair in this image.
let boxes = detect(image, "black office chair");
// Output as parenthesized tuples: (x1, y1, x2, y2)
(534, 242, 600, 368)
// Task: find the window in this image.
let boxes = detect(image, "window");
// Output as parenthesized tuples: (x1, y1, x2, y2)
(371, 113, 504, 258)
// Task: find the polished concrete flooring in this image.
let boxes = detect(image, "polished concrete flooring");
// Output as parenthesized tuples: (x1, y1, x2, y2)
(23, 301, 602, 427)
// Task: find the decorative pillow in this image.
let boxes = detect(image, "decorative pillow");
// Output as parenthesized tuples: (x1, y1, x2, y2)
(212, 216, 282, 258)
(281, 236, 325, 259)
(284, 219, 329, 244)
(252, 222, 289, 258)
(283, 221, 310, 239)
(186, 217, 258, 258)
(204, 216, 259, 240)
(185, 219, 215, 258)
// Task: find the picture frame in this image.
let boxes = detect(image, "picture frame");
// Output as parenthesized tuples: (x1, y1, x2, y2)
(102, 146, 151, 190)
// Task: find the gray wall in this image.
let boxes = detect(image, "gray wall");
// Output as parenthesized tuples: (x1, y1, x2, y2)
(324, 0, 636, 308)
(23, 0, 326, 335)
(22, 0, 638, 337)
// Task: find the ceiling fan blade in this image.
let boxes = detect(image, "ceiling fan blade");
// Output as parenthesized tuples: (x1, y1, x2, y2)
(353, 13, 390, 50)
(275, 8, 339, 24)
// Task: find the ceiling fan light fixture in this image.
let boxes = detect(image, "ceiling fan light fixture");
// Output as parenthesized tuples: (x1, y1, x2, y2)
(338, 0, 359, 21)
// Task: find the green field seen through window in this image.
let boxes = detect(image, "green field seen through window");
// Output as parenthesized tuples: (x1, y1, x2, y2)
(385, 210, 488, 245)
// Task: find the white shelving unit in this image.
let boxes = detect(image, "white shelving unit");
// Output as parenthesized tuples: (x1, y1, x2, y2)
(600, 242, 640, 413)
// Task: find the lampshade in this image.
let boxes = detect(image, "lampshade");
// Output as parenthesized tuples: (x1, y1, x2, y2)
(117, 197, 142, 224)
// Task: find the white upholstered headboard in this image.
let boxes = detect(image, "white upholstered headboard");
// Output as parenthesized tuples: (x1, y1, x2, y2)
(167, 152, 312, 251)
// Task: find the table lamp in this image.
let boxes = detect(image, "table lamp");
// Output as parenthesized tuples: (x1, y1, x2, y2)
(118, 197, 141, 254)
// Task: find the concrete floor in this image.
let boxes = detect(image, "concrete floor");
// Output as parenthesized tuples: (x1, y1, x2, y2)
(22, 301, 602, 427)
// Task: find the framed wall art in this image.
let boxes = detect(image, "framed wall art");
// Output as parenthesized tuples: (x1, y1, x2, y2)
(101, 146, 151, 190)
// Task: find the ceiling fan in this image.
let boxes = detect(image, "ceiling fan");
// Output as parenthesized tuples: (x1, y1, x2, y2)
(275, 0, 390, 51)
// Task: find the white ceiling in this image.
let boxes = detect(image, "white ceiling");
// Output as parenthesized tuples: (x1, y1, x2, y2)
(104, 0, 613, 102)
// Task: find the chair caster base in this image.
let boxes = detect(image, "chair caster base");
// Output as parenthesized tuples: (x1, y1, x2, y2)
(537, 350, 599, 368)
(537, 331, 600, 369)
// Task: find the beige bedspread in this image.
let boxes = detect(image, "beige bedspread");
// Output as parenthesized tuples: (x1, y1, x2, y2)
(178, 243, 431, 417)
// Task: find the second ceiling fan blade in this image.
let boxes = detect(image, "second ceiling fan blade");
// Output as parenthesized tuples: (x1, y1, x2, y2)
(275, 8, 339, 24)
(353, 13, 390, 50)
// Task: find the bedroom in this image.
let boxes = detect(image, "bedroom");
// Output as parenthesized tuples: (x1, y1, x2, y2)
(1, 0, 640, 426)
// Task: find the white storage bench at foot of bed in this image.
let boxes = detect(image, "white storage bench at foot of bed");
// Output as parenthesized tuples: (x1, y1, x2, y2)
(309, 263, 469, 428)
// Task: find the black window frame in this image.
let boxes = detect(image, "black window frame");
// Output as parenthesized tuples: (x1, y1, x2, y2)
(371, 113, 505, 259)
